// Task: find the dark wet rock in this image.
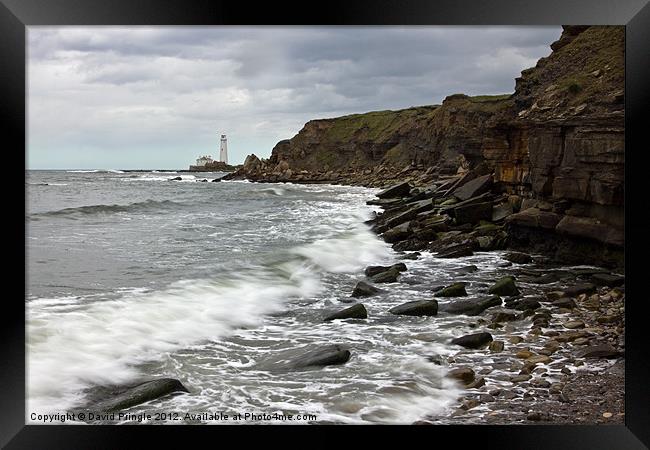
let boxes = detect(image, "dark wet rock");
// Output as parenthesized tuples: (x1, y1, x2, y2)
(211, 177, 222, 182)
(351, 281, 380, 298)
(170, 176, 182, 181)
(467, 377, 486, 389)
(382, 222, 412, 243)
(492, 202, 514, 221)
(562, 283, 596, 297)
(576, 344, 622, 359)
(364, 263, 407, 277)
(435, 242, 474, 258)
(89, 379, 189, 413)
(488, 277, 520, 296)
(551, 297, 576, 309)
(377, 182, 411, 199)
(504, 252, 532, 264)
(256, 344, 351, 371)
(369, 268, 401, 283)
(513, 298, 542, 311)
(590, 273, 625, 287)
(439, 296, 502, 316)
(448, 367, 475, 385)
(491, 311, 518, 323)
(389, 299, 438, 316)
(452, 174, 493, 201)
(455, 265, 478, 274)
(199, 179, 208, 182)
(324, 304, 368, 321)
(392, 239, 429, 252)
(454, 201, 494, 225)
(434, 282, 467, 297)
(451, 332, 493, 349)
(399, 252, 421, 260)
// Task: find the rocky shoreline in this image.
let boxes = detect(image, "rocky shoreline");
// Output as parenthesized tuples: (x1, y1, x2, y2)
(358, 179, 625, 424)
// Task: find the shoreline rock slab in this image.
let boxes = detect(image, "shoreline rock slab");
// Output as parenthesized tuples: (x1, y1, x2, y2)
(389, 299, 439, 316)
(324, 304, 368, 321)
(351, 281, 380, 298)
(90, 379, 189, 413)
(451, 332, 494, 349)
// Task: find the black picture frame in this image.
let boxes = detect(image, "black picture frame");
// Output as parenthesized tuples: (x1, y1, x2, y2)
(3, 0, 648, 448)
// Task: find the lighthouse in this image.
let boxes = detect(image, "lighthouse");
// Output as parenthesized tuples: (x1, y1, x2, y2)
(219, 134, 228, 164)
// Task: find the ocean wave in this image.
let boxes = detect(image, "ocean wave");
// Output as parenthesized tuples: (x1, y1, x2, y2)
(26, 221, 389, 415)
(30, 199, 182, 219)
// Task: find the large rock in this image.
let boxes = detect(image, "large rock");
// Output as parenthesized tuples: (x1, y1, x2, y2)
(389, 300, 439, 316)
(377, 182, 411, 199)
(505, 208, 562, 230)
(562, 283, 596, 297)
(435, 242, 474, 258)
(454, 201, 494, 225)
(382, 222, 412, 243)
(488, 277, 520, 296)
(452, 174, 493, 201)
(492, 202, 514, 221)
(556, 215, 624, 247)
(576, 344, 622, 359)
(91, 379, 189, 413)
(351, 281, 380, 298)
(439, 296, 502, 316)
(364, 263, 407, 277)
(369, 268, 401, 283)
(504, 252, 532, 264)
(434, 282, 468, 297)
(324, 304, 368, 321)
(590, 273, 625, 287)
(451, 332, 494, 349)
(256, 345, 351, 371)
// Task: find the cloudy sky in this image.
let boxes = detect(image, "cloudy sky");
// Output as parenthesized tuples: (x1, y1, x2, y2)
(28, 26, 561, 169)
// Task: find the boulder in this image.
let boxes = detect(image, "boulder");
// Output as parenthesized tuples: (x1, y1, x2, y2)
(256, 344, 351, 371)
(382, 222, 412, 243)
(505, 208, 562, 230)
(504, 252, 532, 264)
(369, 268, 401, 283)
(211, 177, 222, 182)
(170, 177, 183, 181)
(492, 202, 514, 221)
(491, 311, 518, 323)
(435, 242, 474, 258)
(324, 304, 368, 321)
(451, 332, 494, 349)
(455, 265, 478, 274)
(351, 281, 380, 298)
(434, 282, 467, 297)
(562, 283, 597, 297)
(576, 344, 622, 359)
(389, 300, 439, 316)
(454, 201, 494, 225)
(364, 263, 407, 277)
(513, 297, 541, 311)
(488, 277, 520, 296)
(590, 273, 625, 287)
(91, 379, 189, 413)
(377, 182, 412, 199)
(439, 296, 502, 316)
(448, 367, 475, 385)
(551, 298, 576, 309)
(452, 174, 493, 201)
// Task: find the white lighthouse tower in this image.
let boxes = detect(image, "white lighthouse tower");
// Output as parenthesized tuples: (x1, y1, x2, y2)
(219, 134, 228, 164)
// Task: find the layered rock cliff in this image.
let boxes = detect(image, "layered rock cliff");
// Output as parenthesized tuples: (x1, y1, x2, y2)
(225, 26, 624, 266)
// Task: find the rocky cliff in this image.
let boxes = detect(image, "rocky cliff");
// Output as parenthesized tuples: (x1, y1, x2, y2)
(225, 26, 624, 267)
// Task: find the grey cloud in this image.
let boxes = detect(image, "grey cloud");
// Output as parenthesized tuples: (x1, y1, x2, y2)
(28, 26, 561, 169)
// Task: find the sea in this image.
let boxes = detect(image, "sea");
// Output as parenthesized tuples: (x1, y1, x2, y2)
(26, 169, 539, 424)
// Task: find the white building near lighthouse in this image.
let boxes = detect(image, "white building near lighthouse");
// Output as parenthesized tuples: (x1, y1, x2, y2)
(219, 134, 228, 164)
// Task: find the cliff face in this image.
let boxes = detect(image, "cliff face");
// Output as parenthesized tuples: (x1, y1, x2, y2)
(227, 26, 624, 264)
